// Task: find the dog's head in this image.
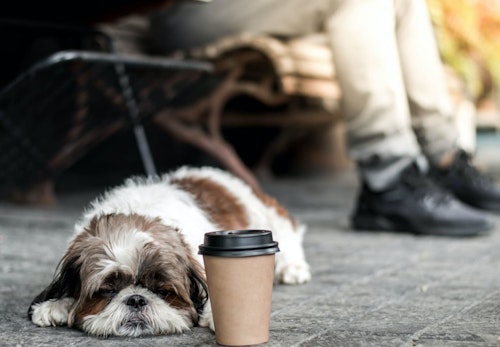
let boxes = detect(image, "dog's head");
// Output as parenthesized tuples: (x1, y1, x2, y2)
(29, 213, 207, 337)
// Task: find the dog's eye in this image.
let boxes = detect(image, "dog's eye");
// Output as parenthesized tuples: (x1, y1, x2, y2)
(97, 288, 118, 298)
(153, 289, 173, 299)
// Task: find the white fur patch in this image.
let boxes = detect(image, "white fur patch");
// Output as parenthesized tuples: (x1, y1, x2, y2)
(198, 298, 214, 331)
(31, 297, 75, 327)
(76, 166, 311, 284)
(166, 167, 311, 284)
(80, 286, 192, 337)
(74, 173, 217, 264)
(100, 229, 153, 275)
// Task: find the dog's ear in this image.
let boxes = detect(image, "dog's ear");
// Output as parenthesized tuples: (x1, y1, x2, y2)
(27, 254, 81, 319)
(188, 264, 208, 325)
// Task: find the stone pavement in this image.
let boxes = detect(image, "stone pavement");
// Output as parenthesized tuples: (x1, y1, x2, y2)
(1, 135, 500, 347)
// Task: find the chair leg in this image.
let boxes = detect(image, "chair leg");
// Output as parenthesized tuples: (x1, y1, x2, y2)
(153, 110, 262, 193)
(113, 61, 157, 177)
(254, 127, 310, 177)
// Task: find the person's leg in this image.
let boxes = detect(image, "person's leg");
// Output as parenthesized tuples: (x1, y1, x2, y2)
(394, 0, 457, 166)
(395, 0, 500, 212)
(323, 0, 494, 235)
(149, 0, 332, 53)
(324, 0, 422, 191)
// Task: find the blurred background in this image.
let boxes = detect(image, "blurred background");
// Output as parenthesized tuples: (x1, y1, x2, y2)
(427, 0, 500, 129)
(0, 0, 499, 203)
(426, 0, 500, 178)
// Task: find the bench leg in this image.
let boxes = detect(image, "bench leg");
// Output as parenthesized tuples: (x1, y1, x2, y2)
(153, 110, 262, 193)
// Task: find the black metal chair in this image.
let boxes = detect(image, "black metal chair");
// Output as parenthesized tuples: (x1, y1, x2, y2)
(0, 18, 216, 204)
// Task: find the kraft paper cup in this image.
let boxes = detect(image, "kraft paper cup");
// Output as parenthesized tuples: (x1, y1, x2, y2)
(199, 230, 279, 346)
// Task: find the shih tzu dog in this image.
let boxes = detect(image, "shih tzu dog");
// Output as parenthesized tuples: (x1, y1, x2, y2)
(28, 166, 310, 337)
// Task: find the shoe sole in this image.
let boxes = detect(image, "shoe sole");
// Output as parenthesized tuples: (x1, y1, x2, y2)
(352, 214, 492, 237)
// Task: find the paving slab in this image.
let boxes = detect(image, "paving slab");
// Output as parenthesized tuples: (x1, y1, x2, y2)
(1, 136, 500, 347)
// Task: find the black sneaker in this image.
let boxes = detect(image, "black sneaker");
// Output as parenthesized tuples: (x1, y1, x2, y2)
(430, 150, 500, 212)
(351, 162, 494, 236)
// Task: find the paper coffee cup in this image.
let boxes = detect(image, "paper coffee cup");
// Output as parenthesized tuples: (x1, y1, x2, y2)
(199, 230, 279, 346)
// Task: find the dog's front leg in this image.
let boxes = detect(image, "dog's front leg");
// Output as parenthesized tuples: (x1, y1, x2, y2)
(274, 228, 311, 285)
(197, 298, 214, 331)
(30, 297, 75, 327)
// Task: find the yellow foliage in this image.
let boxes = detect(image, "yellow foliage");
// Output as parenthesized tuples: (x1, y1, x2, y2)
(427, 0, 500, 100)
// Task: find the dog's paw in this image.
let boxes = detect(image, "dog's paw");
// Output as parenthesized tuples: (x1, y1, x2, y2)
(198, 299, 214, 331)
(30, 298, 74, 327)
(275, 262, 311, 285)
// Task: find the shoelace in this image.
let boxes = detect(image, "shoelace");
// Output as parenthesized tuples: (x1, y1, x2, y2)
(401, 164, 452, 205)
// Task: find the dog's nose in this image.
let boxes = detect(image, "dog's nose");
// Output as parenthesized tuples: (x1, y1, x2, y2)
(126, 295, 148, 309)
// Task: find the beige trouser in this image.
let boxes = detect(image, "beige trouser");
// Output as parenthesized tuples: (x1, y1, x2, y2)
(149, 0, 458, 190)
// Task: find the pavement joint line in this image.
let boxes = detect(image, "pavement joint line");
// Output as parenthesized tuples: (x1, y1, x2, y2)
(271, 256, 421, 319)
(405, 288, 500, 346)
(288, 249, 497, 346)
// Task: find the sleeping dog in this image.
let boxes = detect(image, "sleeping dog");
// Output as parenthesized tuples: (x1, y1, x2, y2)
(28, 166, 311, 337)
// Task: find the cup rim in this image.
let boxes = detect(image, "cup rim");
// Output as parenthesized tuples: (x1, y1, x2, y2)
(200, 247, 279, 257)
(198, 229, 280, 257)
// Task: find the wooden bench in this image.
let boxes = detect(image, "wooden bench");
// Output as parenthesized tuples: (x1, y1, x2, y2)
(100, 16, 346, 191)
(131, 25, 475, 186)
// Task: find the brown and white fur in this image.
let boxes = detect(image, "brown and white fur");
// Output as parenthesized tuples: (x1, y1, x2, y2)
(28, 166, 310, 337)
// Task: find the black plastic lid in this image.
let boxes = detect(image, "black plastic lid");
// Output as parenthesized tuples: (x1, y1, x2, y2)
(198, 230, 280, 257)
